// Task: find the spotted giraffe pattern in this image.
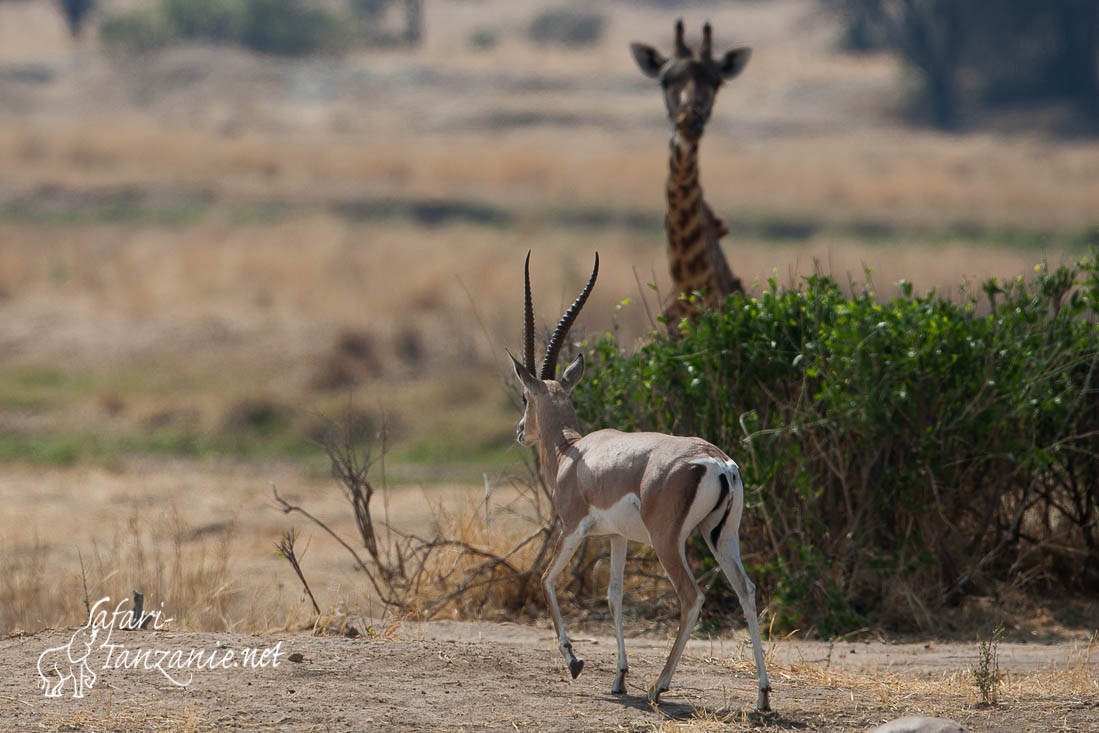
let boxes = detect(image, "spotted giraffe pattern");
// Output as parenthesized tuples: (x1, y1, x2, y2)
(665, 135, 742, 309)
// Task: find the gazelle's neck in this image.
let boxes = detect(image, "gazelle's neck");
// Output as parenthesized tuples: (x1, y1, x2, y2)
(538, 425, 582, 489)
(665, 133, 707, 292)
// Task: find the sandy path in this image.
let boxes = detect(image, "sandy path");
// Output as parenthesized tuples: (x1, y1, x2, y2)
(4, 621, 1095, 732)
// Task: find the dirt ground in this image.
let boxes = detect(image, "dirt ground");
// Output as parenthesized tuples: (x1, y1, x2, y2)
(4, 620, 1096, 732)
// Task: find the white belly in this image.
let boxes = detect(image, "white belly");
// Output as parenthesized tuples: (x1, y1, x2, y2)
(588, 493, 650, 544)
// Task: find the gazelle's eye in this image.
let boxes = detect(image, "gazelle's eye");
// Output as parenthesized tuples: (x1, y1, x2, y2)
(522, 395, 528, 407)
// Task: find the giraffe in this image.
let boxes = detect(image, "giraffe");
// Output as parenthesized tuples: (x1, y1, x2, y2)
(630, 20, 751, 325)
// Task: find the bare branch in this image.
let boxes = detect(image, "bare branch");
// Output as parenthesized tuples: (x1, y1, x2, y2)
(275, 528, 321, 616)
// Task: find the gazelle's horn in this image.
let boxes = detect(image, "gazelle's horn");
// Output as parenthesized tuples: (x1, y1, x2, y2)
(701, 22, 713, 61)
(540, 253, 599, 381)
(674, 19, 690, 58)
(523, 250, 536, 375)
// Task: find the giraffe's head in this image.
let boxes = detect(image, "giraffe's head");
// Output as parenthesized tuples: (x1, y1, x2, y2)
(630, 20, 751, 142)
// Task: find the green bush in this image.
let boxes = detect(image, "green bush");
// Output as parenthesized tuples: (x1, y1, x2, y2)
(101, 0, 344, 57)
(574, 254, 1099, 635)
(163, 0, 246, 42)
(100, 7, 173, 54)
(240, 0, 342, 56)
(469, 28, 499, 52)
(527, 9, 605, 47)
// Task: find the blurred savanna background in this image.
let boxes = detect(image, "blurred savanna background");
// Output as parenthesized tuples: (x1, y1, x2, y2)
(1, 0, 1097, 637)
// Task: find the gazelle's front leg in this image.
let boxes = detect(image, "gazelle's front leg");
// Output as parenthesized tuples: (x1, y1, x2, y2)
(607, 534, 629, 694)
(542, 521, 590, 679)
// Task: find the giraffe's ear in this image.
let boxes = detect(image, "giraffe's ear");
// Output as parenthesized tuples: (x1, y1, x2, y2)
(717, 47, 751, 80)
(630, 43, 667, 79)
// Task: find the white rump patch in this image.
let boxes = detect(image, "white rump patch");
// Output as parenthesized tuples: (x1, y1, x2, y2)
(683, 457, 740, 538)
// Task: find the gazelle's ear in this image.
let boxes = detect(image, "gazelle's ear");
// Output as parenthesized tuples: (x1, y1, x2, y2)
(718, 47, 751, 80)
(559, 353, 585, 393)
(508, 350, 538, 390)
(630, 43, 667, 79)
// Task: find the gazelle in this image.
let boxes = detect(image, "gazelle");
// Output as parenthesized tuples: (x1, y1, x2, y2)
(508, 252, 771, 710)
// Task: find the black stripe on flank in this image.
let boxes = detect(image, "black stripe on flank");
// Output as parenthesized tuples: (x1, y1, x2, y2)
(678, 464, 705, 532)
(709, 472, 731, 546)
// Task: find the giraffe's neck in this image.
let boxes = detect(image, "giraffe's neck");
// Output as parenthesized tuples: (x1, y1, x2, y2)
(664, 133, 742, 314)
(665, 133, 710, 294)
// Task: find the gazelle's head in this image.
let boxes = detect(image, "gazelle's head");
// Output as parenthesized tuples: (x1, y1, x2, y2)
(630, 20, 751, 142)
(508, 252, 598, 446)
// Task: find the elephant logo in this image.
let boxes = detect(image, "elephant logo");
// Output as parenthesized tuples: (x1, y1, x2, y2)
(37, 624, 101, 698)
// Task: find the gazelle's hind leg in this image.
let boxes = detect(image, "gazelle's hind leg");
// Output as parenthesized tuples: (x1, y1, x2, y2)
(704, 528, 772, 711)
(607, 534, 629, 694)
(649, 536, 704, 702)
(543, 521, 590, 679)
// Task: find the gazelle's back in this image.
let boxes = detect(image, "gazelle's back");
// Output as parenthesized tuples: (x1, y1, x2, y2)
(557, 430, 732, 529)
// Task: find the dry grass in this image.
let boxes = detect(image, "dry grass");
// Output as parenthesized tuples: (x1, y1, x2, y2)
(0, 460, 362, 635)
(40, 707, 205, 733)
(0, 218, 1070, 371)
(0, 507, 238, 633)
(630, 635, 1099, 732)
(3, 124, 1098, 232)
(0, 443, 550, 636)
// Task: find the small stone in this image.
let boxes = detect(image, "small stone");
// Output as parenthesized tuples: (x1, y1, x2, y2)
(866, 716, 966, 733)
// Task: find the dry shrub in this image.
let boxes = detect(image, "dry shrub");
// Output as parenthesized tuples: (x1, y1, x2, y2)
(974, 626, 1003, 706)
(222, 397, 290, 435)
(143, 406, 202, 434)
(274, 396, 567, 625)
(275, 473, 558, 623)
(394, 325, 425, 369)
(98, 390, 128, 417)
(409, 491, 551, 619)
(311, 329, 384, 390)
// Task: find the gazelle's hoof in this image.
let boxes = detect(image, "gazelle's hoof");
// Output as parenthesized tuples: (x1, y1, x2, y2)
(757, 685, 772, 711)
(610, 669, 627, 694)
(646, 685, 667, 704)
(568, 658, 585, 679)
